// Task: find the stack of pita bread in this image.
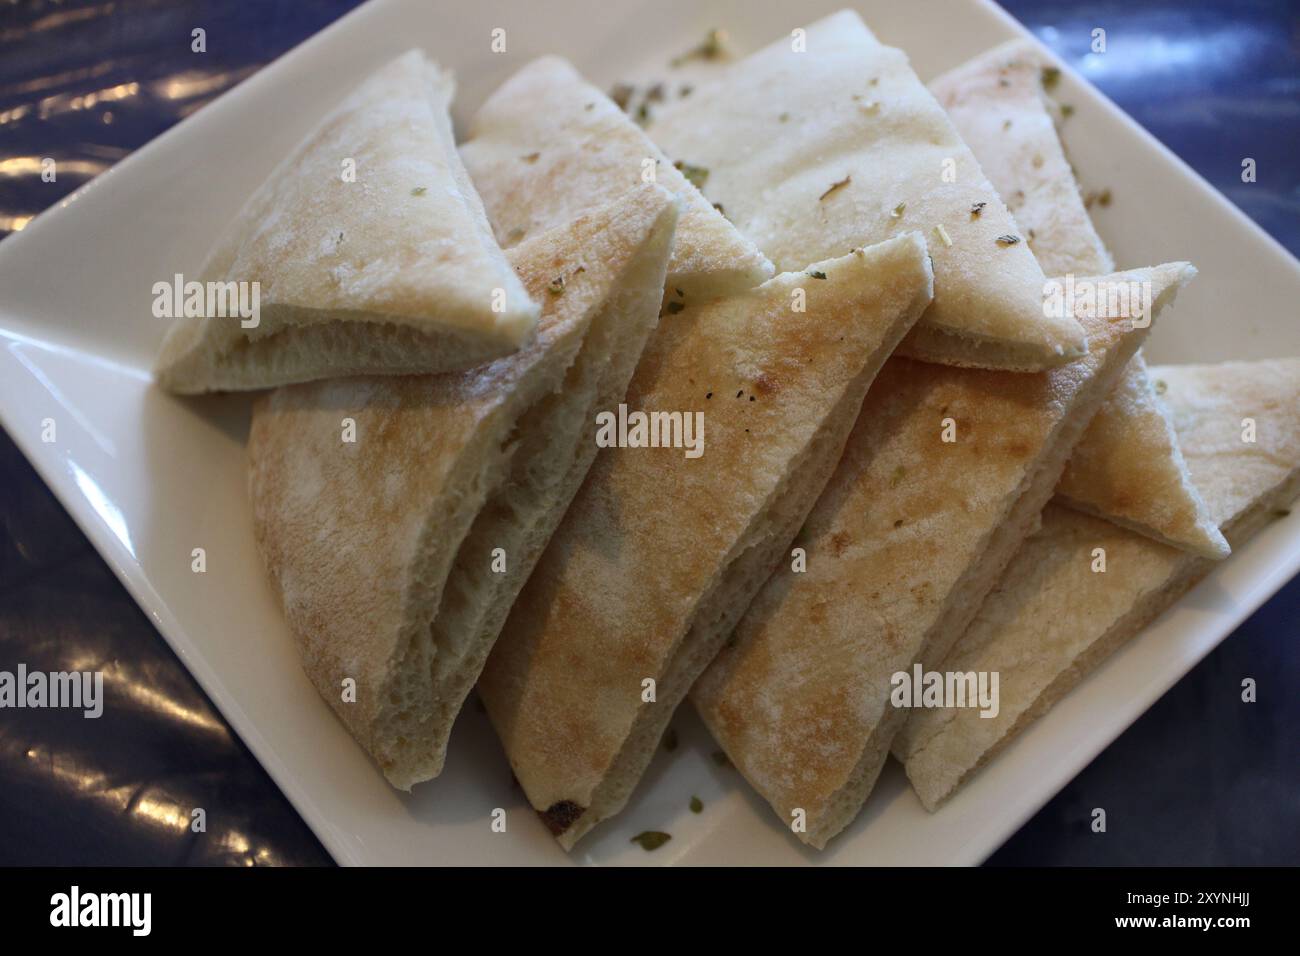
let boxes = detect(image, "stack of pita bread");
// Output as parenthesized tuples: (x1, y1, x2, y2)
(151, 10, 1300, 856)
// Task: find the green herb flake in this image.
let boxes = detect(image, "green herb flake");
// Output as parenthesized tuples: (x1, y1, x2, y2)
(670, 28, 729, 67)
(891, 201, 906, 219)
(410, 186, 427, 196)
(779, 111, 790, 123)
(548, 276, 565, 296)
(1041, 65, 1062, 90)
(674, 160, 710, 190)
(807, 270, 827, 280)
(689, 796, 704, 814)
(890, 465, 907, 488)
(521, 152, 540, 164)
(970, 201, 987, 217)
(630, 831, 672, 851)
(609, 83, 635, 111)
(1060, 103, 1075, 118)
(1275, 509, 1292, 518)
(1085, 189, 1113, 209)
(819, 175, 852, 201)
(995, 234, 1021, 246)
(1154, 379, 1167, 395)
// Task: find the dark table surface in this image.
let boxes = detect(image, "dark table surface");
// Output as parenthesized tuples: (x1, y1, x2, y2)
(0, 0, 1296, 866)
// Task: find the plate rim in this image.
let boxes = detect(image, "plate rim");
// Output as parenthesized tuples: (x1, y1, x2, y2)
(1, 0, 1298, 866)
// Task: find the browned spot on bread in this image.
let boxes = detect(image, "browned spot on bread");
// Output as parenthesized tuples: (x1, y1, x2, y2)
(539, 800, 586, 835)
(808, 599, 829, 625)
(755, 372, 780, 395)
(829, 531, 851, 556)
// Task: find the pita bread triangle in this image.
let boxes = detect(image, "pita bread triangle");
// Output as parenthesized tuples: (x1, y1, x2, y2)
(930, 41, 1226, 559)
(247, 185, 679, 789)
(461, 56, 773, 302)
(929, 38, 1114, 277)
(1058, 352, 1228, 558)
(647, 9, 1087, 372)
(692, 262, 1193, 849)
(896, 358, 1300, 811)
(478, 232, 935, 848)
(156, 50, 539, 394)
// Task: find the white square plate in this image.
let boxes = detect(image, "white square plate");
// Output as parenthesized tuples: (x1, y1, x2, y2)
(2, 0, 1298, 866)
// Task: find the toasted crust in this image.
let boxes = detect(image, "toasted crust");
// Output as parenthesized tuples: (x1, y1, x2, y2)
(461, 56, 773, 302)
(648, 10, 1086, 371)
(896, 358, 1300, 811)
(247, 187, 677, 789)
(693, 262, 1192, 849)
(929, 39, 1114, 277)
(156, 50, 538, 393)
(479, 233, 935, 848)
